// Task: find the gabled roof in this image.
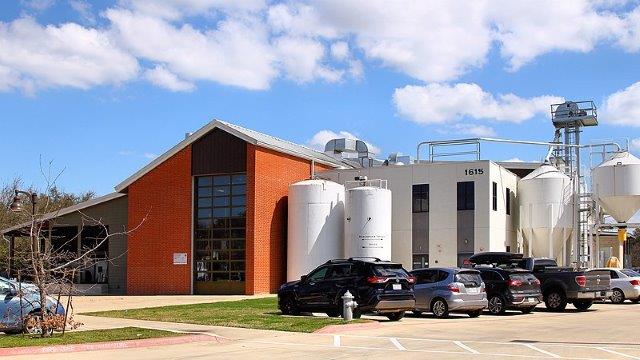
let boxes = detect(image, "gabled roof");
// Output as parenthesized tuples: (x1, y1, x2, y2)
(1, 192, 126, 235)
(115, 119, 351, 192)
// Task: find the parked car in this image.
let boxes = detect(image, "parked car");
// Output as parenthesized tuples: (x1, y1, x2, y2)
(471, 252, 611, 312)
(410, 268, 487, 318)
(278, 258, 416, 321)
(589, 268, 640, 304)
(472, 265, 542, 315)
(0, 277, 65, 335)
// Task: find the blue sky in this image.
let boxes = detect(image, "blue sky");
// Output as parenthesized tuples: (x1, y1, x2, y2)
(1, 0, 640, 196)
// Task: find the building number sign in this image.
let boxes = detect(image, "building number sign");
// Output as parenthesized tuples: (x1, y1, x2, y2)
(464, 168, 484, 176)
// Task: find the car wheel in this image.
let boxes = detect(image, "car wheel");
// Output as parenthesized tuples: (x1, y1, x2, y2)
(280, 296, 300, 316)
(386, 311, 405, 321)
(520, 306, 535, 314)
(23, 312, 52, 337)
(488, 295, 506, 315)
(610, 289, 625, 304)
(544, 290, 567, 312)
(468, 310, 482, 318)
(573, 300, 593, 311)
(431, 298, 449, 318)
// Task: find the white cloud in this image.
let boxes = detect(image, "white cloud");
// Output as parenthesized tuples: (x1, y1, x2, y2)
(491, 1, 624, 71)
(602, 81, 640, 127)
(144, 65, 194, 92)
(453, 124, 497, 137)
(330, 41, 349, 61)
(143, 152, 158, 159)
(106, 9, 277, 90)
(118, 0, 266, 21)
(22, 0, 55, 11)
(0, 17, 138, 92)
(68, 0, 96, 25)
(118, 150, 133, 156)
(274, 36, 342, 83)
(393, 83, 563, 124)
(308, 130, 380, 155)
(631, 138, 640, 152)
(502, 157, 525, 163)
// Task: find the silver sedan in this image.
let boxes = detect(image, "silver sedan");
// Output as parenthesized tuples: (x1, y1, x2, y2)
(590, 268, 640, 304)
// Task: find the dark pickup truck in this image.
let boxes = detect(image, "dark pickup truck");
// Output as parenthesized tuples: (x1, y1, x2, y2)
(470, 252, 611, 312)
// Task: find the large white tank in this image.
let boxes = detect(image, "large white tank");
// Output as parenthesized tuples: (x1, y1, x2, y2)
(287, 179, 345, 281)
(344, 185, 392, 261)
(592, 151, 640, 223)
(518, 164, 573, 261)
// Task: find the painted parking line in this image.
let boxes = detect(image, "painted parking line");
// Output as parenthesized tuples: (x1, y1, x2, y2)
(333, 335, 341, 347)
(597, 347, 640, 360)
(454, 341, 480, 354)
(523, 344, 561, 358)
(389, 337, 407, 351)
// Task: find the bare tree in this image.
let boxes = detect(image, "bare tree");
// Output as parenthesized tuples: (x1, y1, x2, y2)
(0, 166, 144, 338)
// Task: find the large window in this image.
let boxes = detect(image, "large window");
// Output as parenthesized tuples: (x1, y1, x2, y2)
(194, 173, 246, 283)
(412, 184, 429, 213)
(457, 181, 474, 211)
(505, 187, 512, 215)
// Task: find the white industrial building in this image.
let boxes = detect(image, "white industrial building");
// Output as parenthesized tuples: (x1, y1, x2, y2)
(286, 101, 640, 281)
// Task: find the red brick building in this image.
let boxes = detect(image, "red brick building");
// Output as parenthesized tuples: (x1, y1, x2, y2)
(115, 120, 343, 295)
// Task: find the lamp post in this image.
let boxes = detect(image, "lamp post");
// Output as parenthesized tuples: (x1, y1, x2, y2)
(8, 190, 38, 278)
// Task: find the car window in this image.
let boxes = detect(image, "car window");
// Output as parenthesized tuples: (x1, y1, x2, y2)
(327, 265, 352, 279)
(610, 270, 619, 279)
(481, 270, 502, 281)
(372, 265, 410, 278)
(622, 269, 640, 277)
(436, 270, 450, 282)
(456, 272, 482, 287)
(414, 270, 435, 284)
(307, 266, 329, 282)
(0, 280, 11, 294)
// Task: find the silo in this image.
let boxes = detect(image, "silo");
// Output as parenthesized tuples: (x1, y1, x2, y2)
(592, 151, 640, 223)
(518, 164, 573, 261)
(287, 179, 345, 281)
(344, 185, 392, 261)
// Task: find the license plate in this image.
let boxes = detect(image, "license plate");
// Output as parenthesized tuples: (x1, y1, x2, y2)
(392, 283, 402, 290)
(527, 298, 536, 303)
(467, 287, 480, 294)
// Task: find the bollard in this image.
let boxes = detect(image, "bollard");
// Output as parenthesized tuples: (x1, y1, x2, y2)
(342, 290, 358, 321)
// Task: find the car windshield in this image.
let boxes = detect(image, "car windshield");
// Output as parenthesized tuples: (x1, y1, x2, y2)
(455, 272, 482, 287)
(622, 269, 640, 277)
(372, 265, 409, 278)
(509, 273, 537, 282)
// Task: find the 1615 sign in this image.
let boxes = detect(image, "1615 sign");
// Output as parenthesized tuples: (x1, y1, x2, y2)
(464, 168, 484, 176)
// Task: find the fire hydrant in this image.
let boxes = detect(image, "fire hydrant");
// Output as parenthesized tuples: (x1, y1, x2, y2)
(342, 290, 358, 321)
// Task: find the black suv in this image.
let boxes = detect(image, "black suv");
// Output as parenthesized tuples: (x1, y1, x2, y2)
(474, 266, 543, 315)
(278, 258, 416, 321)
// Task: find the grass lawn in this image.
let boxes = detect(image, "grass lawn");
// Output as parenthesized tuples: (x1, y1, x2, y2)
(0, 327, 181, 348)
(84, 297, 366, 333)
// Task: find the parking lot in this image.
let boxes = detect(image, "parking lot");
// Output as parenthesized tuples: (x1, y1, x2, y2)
(11, 300, 640, 360)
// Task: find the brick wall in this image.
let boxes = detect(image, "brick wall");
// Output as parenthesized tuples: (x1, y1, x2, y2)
(246, 144, 332, 294)
(126, 146, 192, 295)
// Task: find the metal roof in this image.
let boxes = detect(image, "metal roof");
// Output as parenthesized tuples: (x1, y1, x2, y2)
(1, 192, 126, 235)
(114, 119, 351, 192)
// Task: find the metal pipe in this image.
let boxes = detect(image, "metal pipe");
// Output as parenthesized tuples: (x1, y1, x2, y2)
(416, 137, 622, 162)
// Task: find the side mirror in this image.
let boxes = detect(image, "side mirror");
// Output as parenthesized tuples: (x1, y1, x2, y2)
(300, 275, 308, 283)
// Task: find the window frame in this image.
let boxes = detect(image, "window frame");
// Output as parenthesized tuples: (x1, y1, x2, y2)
(412, 184, 429, 213)
(492, 181, 498, 211)
(457, 181, 475, 211)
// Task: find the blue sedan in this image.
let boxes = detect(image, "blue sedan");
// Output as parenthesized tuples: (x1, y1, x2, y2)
(0, 277, 65, 335)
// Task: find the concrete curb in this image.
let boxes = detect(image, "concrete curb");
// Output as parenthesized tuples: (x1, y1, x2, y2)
(0, 333, 222, 356)
(313, 321, 381, 334)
